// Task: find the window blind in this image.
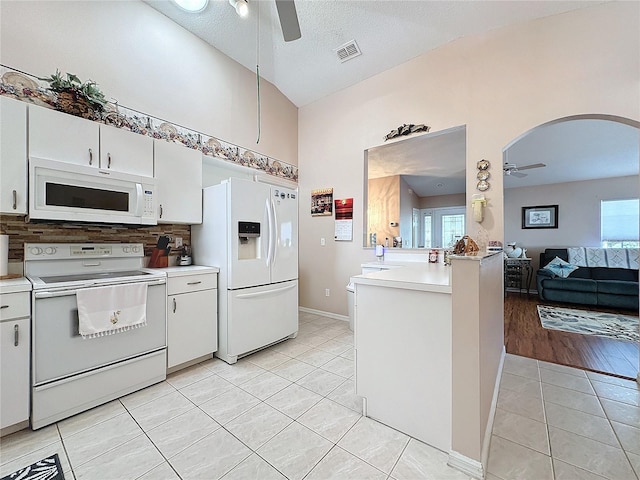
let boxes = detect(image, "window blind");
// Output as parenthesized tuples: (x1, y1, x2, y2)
(601, 199, 639, 242)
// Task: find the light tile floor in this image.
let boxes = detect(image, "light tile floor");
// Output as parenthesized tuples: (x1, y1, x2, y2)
(0, 312, 638, 480)
(488, 354, 640, 480)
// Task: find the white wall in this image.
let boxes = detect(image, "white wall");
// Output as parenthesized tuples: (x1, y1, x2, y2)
(298, 2, 640, 314)
(0, 0, 298, 166)
(505, 175, 639, 272)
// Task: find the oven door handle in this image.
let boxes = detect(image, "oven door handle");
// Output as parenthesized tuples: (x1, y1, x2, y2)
(34, 279, 166, 298)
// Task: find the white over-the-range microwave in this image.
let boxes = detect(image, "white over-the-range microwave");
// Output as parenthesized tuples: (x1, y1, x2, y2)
(29, 157, 157, 225)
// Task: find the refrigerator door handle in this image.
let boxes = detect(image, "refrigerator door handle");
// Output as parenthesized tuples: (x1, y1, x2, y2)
(270, 198, 278, 267)
(265, 198, 273, 268)
(235, 283, 296, 299)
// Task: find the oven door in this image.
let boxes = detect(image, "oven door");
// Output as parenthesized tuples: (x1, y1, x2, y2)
(29, 157, 156, 225)
(32, 279, 166, 386)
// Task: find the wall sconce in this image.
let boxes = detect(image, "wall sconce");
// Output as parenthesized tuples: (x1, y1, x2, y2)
(229, 0, 249, 17)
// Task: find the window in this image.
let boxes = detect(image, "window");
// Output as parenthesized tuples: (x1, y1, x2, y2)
(423, 214, 432, 248)
(421, 206, 465, 248)
(441, 213, 465, 248)
(601, 199, 639, 248)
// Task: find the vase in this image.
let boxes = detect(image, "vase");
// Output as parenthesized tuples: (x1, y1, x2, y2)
(56, 90, 96, 119)
(505, 243, 523, 258)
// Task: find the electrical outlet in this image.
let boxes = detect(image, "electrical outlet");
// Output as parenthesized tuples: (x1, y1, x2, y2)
(175, 237, 183, 248)
(325, 288, 330, 297)
(320, 238, 326, 246)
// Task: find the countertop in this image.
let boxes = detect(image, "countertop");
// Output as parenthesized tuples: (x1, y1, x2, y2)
(143, 265, 220, 277)
(352, 261, 452, 293)
(0, 277, 32, 294)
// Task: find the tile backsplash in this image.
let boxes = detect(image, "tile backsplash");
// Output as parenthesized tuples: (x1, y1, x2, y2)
(0, 215, 190, 262)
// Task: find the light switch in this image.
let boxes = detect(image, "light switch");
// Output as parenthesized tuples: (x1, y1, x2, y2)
(320, 238, 326, 246)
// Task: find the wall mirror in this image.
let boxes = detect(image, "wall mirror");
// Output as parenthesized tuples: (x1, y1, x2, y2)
(364, 125, 467, 249)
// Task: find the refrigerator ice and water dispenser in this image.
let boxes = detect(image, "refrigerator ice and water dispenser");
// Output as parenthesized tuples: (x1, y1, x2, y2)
(238, 221, 260, 260)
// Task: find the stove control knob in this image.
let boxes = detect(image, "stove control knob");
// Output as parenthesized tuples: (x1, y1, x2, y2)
(30, 247, 43, 256)
(123, 246, 130, 253)
(132, 245, 141, 253)
(45, 247, 56, 255)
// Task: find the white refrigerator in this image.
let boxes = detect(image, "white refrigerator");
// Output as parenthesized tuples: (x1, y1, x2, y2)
(192, 177, 298, 364)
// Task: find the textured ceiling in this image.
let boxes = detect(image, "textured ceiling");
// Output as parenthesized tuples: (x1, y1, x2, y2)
(146, 0, 604, 107)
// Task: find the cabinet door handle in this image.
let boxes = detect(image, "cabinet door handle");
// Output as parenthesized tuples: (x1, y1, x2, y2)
(12, 189, 17, 210)
(14, 324, 19, 346)
(0, 305, 9, 309)
(187, 281, 202, 285)
(173, 298, 177, 313)
(159, 204, 163, 218)
(89, 148, 93, 165)
(108, 153, 112, 168)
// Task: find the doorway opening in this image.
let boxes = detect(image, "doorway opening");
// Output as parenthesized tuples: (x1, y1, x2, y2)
(502, 114, 639, 380)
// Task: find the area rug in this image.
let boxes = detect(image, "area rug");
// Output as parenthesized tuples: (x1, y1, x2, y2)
(0, 454, 64, 480)
(538, 305, 639, 342)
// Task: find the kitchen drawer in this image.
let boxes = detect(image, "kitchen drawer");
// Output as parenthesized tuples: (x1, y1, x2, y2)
(167, 274, 217, 295)
(0, 292, 30, 322)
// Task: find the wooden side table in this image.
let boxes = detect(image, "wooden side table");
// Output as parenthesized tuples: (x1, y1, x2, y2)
(504, 258, 533, 295)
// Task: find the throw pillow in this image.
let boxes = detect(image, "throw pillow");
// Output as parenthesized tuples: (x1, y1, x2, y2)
(544, 256, 579, 278)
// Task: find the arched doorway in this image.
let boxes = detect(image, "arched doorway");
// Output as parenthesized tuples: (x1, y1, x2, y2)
(501, 114, 639, 380)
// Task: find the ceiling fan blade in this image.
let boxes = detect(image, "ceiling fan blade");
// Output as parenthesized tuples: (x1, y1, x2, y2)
(511, 171, 527, 178)
(516, 162, 546, 171)
(275, 0, 301, 42)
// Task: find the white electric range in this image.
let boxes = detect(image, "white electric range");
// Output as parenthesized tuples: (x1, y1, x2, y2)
(24, 243, 167, 429)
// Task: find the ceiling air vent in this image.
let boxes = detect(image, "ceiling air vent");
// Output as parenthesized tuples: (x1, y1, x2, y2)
(334, 40, 362, 63)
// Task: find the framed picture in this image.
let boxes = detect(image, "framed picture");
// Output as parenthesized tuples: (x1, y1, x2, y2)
(311, 188, 333, 216)
(522, 205, 558, 229)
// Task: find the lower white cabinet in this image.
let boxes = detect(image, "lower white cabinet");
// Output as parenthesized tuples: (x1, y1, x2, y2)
(0, 289, 31, 431)
(166, 269, 218, 369)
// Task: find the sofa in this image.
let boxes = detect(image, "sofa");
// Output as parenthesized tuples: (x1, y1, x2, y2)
(536, 248, 639, 311)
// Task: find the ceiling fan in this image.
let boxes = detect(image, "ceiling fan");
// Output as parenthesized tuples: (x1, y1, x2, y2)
(275, 0, 301, 42)
(503, 162, 546, 178)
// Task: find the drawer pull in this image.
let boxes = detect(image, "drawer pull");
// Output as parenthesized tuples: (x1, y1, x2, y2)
(12, 189, 17, 210)
(14, 324, 19, 346)
(186, 281, 202, 285)
(173, 298, 177, 313)
(89, 148, 93, 165)
(108, 153, 112, 168)
(159, 204, 163, 218)
(0, 305, 9, 309)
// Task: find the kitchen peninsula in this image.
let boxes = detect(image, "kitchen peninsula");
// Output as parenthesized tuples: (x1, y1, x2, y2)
(352, 252, 503, 477)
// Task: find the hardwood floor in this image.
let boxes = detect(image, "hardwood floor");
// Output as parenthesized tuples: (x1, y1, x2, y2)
(504, 293, 639, 380)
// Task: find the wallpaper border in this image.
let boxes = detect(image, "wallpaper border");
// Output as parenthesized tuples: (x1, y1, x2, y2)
(0, 65, 298, 182)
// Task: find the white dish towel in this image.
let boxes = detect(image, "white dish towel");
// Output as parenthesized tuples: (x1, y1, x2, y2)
(77, 283, 148, 339)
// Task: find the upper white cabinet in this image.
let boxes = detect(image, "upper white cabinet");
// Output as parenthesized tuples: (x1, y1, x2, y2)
(29, 105, 153, 177)
(99, 124, 153, 177)
(29, 104, 99, 167)
(0, 97, 28, 214)
(154, 139, 202, 224)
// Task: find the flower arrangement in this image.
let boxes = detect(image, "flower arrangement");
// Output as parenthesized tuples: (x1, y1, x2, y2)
(39, 70, 107, 117)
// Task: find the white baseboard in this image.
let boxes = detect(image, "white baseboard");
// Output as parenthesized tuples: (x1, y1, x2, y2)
(447, 345, 505, 480)
(299, 306, 349, 322)
(448, 450, 484, 479)
(481, 346, 506, 471)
